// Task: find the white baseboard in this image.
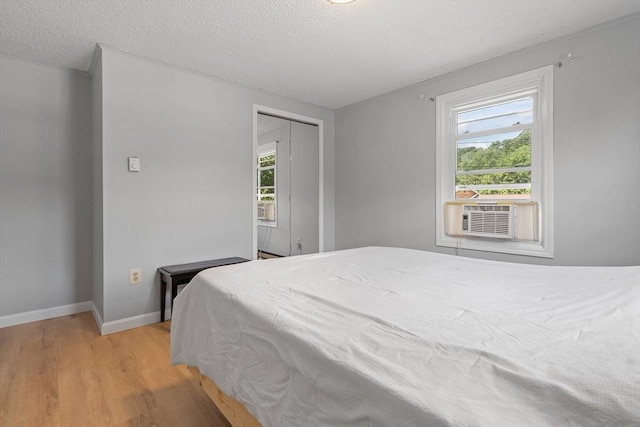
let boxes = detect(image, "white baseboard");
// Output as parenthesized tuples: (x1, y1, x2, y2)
(0, 301, 171, 334)
(90, 302, 104, 335)
(0, 301, 93, 329)
(99, 310, 164, 335)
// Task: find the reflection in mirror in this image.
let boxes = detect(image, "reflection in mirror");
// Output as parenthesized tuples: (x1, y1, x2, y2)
(257, 113, 319, 258)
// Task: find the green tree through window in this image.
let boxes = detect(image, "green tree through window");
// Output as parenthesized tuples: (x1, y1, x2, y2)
(456, 130, 531, 196)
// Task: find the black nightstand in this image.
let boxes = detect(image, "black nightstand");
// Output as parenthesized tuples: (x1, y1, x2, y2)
(158, 257, 249, 322)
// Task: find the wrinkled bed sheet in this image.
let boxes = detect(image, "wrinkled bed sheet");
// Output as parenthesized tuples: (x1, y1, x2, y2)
(171, 247, 640, 427)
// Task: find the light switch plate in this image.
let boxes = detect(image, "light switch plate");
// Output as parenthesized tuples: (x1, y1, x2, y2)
(128, 156, 140, 172)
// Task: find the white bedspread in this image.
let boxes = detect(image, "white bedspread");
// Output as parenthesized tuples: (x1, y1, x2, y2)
(171, 247, 640, 427)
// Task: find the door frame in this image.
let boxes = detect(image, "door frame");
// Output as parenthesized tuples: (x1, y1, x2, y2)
(253, 105, 324, 260)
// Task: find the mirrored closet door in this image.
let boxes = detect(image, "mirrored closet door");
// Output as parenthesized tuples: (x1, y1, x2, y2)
(257, 113, 319, 258)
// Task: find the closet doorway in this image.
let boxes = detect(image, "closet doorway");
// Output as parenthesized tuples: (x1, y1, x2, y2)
(253, 107, 323, 259)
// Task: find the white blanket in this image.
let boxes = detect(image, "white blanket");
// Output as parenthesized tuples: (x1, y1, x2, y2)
(171, 247, 640, 427)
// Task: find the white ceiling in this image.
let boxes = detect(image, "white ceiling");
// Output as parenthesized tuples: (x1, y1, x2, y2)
(1, 1, 638, 109)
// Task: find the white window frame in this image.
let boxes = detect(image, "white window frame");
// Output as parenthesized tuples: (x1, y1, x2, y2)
(435, 66, 554, 258)
(258, 142, 277, 228)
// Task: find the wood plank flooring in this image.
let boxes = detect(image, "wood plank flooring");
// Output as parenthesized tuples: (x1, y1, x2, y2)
(0, 312, 232, 427)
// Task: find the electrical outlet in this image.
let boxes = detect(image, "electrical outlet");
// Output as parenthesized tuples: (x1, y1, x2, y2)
(129, 268, 142, 285)
(296, 238, 302, 251)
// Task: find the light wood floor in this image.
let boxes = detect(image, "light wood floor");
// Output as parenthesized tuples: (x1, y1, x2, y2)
(257, 251, 283, 260)
(0, 312, 232, 427)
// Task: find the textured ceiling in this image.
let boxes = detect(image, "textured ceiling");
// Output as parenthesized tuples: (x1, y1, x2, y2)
(1, 0, 638, 109)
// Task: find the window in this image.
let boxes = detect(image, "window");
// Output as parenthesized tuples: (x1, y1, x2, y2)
(456, 97, 533, 199)
(258, 142, 277, 226)
(436, 66, 554, 257)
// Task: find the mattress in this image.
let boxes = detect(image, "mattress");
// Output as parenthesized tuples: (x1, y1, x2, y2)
(170, 247, 640, 427)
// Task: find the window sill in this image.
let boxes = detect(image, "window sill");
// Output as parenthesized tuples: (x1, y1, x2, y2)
(258, 221, 278, 228)
(436, 234, 553, 258)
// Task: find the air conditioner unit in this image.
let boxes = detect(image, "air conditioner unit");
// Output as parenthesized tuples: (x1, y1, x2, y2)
(258, 202, 276, 221)
(461, 204, 513, 239)
(257, 203, 267, 220)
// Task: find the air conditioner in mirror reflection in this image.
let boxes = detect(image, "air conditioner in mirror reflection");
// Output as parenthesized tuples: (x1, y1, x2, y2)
(257, 202, 276, 222)
(445, 202, 539, 241)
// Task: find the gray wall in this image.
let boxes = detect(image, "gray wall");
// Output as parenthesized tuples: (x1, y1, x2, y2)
(96, 47, 335, 323)
(2, 16, 635, 327)
(335, 16, 640, 266)
(0, 56, 92, 317)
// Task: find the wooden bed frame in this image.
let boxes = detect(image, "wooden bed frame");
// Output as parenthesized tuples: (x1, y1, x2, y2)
(188, 366, 262, 427)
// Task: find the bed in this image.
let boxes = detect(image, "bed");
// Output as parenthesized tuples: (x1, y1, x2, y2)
(170, 246, 640, 427)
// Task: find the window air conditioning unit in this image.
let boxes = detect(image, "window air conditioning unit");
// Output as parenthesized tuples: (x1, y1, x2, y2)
(461, 204, 513, 239)
(258, 202, 276, 221)
(257, 203, 267, 220)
